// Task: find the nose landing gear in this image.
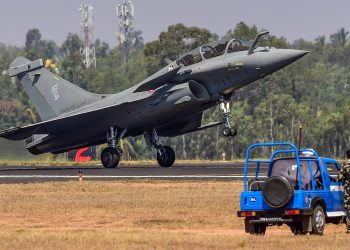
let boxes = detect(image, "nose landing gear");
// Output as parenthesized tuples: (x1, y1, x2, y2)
(218, 96, 237, 137)
(223, 126, 237, 137)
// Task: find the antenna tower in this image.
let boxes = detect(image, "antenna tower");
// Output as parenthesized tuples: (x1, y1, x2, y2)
(116, 0, 135, 62)
(79, 3, 96, 68)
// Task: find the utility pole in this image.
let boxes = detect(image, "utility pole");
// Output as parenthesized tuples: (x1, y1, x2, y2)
(116, 0, 135, 62)
(79, 3, 96, 68)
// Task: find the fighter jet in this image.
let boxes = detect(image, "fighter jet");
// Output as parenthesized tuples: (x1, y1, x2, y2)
(0, 31, 308, 168)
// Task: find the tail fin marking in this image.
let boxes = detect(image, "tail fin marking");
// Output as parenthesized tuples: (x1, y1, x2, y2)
(9, 57, 102, 121)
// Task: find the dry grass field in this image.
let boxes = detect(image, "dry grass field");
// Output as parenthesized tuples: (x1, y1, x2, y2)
(0, 181, 348, 249)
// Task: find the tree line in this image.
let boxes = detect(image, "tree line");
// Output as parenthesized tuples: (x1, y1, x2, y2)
(1, 22, 350, 160)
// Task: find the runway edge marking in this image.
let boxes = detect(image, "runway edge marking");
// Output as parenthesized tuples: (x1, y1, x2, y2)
(0, 175, 255, 179)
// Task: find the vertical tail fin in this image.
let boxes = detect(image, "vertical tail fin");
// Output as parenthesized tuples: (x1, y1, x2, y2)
(8, 57, 102, 121)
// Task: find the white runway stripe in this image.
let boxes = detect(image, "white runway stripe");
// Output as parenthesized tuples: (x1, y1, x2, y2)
(0, 175, 254, 179)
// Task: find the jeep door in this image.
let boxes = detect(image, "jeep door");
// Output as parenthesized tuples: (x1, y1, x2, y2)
(323, 159, 344, 212)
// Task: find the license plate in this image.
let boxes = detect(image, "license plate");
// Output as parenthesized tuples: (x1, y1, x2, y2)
(259, 217, 283, 221)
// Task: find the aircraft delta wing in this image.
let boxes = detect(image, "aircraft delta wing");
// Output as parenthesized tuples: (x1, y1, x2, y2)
(0, 57, 183, 141)
(0, 102, 128, 141)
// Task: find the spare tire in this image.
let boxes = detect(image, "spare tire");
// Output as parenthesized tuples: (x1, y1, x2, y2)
(262, 176, 294, 208)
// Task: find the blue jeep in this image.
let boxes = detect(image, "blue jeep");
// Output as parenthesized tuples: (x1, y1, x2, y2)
(237, 142, 345, 235)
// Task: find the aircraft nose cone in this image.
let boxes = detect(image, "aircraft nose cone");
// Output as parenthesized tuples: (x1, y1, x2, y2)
(277, 49, 309, 65)
(261, 49, 309, 74)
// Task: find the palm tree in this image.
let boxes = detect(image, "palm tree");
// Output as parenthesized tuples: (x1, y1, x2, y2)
(315, 36, 326, 47)
(330, 28, 349, 47)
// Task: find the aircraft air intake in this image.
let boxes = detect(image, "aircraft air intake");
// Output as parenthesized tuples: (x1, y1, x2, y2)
(188, 81, 211, 101)
(163, 81, 211, 108)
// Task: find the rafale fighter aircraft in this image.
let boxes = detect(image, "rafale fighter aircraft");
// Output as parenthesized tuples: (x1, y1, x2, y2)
(0, 31, 308, 168)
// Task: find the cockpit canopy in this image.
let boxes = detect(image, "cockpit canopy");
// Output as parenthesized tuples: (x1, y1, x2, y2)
(176, 39, 250, 67)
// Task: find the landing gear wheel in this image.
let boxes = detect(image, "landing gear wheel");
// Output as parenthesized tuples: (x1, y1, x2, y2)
(157, 146, 175, 168)
(223, 127, 230, 137)
(222, 127, 237, 137)
(310, 205, 325, 235)
(101, 147, 120, 168)
(230, 128, 237, 137)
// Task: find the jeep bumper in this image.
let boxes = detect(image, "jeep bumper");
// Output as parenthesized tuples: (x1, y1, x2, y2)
(237, 208, 313, 218)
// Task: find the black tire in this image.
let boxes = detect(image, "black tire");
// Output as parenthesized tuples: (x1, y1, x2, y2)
(262, 176, 294, 208)
(230, 128, 238, 137)
(223, 127, 231, 137)
(157, 146, 175, 168)
(289, 221, 308, 235)
(245, 219, 266, 235)
(310, 205, 325, 235)
(222, 127, 237, 137)
(250, 224, 266, 236)
(101, 147, 120, 168)
(253, 224, 267, 235)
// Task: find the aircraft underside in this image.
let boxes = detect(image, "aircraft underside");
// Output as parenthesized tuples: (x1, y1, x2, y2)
(25, 93, 234, 169)
(25, 98, 223, 152)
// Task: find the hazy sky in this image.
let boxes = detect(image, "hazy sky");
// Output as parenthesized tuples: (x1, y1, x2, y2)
(0, 0, 349, 46)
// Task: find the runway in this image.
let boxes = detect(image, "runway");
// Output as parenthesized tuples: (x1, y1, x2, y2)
(0, 162, 267, 183)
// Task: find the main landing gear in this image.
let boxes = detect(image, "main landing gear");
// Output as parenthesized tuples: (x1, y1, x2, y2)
(218, 95, 237, 137)
(146, 129, 175, 168)
(101, 127, 126, 168)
